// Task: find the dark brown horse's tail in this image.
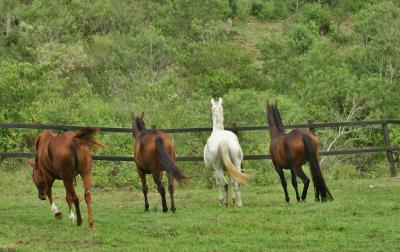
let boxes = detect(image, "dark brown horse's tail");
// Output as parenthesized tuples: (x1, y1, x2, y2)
(155, 137, 186, 182)
(302, 134, 333, 201)
(74, 127, 105, 150)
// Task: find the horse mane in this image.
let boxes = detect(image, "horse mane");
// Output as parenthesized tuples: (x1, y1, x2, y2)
(272, 105, 285, 133)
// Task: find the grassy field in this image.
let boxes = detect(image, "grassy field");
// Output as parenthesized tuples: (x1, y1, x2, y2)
(1, 166, 399, 252)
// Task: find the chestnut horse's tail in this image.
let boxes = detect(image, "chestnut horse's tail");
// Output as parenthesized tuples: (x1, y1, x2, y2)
(155, 137, 186, 182)
(302, 134, 333, 201)
(219, 140, 248, 185)
(74, 127, 105, 150)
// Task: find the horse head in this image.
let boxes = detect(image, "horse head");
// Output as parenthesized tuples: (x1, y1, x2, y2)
(131, 112, 146, 136)
(210, 97, 224, 130)
(27, 159, 47, 200)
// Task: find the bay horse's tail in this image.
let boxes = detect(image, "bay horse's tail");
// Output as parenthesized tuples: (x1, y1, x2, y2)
(302, 134, 333, 201)
(218, 140, 248, 185)
(155, 137, 186, 182)
(74, 127, 105, 150)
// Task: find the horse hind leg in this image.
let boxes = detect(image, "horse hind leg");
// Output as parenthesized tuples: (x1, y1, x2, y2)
(82, 173, 94, 230)
(167, 174, 176, 213)
(138, 169, 149, 211)
(290, 168, 301, 202)
(214, 169, 228, 206)
(63, 179, 83, 226)
(229, 176, 236, 205)
(232, 160, 243, 207)
(66, 191, 75, 223)
(293, 166, 310, 202)
(152, 172, 168, 213)
(275, 166, 290, 203)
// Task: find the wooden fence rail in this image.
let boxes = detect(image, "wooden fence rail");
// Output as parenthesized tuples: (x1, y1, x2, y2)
(1, 119, 399, 176)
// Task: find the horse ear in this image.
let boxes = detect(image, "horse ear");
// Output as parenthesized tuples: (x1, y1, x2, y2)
(140, 112, 144, 119)
(211, 97, 215, 104)
(218, 97, 222, 104)
(27, 159, 35, 168)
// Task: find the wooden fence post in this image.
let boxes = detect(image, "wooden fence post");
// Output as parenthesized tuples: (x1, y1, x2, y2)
(382, 122, 398, 177)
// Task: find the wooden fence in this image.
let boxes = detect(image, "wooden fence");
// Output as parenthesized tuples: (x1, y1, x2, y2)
(1, 119, 399, 176)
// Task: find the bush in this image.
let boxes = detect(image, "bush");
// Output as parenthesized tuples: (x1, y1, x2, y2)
(302, 2, 331, 35)
(251, 0, 290, 20)
(287, 23, 315, 54)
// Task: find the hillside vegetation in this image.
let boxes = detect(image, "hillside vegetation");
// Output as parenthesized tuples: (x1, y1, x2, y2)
(1, 0, 399, 185)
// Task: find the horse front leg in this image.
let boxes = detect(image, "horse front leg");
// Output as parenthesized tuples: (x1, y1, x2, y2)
(63, 179, 83, 227)
(46, 183, 63, 220)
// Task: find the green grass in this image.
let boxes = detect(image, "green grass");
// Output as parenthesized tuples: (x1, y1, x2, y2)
(1, 167, 399, 252)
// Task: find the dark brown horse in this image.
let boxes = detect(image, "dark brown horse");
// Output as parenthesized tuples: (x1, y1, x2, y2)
(266, 102, 333, 203)
(131, 112, 186, 213)
(27, 128, 104, 230)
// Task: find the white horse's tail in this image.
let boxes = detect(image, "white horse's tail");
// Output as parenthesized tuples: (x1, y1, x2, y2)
(218, 141, 248, 185)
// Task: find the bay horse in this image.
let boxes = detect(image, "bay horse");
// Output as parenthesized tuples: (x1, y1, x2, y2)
(27, 127, 104, 230)
(131, 112, 186, 213)
(204, 98, 248, 207)
(266, 102, 333, 203)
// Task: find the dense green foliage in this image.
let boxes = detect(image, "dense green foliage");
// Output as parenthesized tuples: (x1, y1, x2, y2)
(1, 167, 400, 251)
(1, 0, 399, 186)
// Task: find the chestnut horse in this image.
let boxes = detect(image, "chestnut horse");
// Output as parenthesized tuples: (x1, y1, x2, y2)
(27, 128, 103, 230)
(266, 102, 333, 203)
(131, 112, 186, 213)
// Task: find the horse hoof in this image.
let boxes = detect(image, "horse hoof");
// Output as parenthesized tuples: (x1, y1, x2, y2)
(162, 208, 168, 213)
(54, 212, 63, 220)
(77, 219, 83, 226)
(144, 208, 149, 212)
(89, 224, 95, 231)
(171, 208, 176, 214)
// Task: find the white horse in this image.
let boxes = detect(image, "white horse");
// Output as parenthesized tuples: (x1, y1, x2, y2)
(204, 97, 248, 207)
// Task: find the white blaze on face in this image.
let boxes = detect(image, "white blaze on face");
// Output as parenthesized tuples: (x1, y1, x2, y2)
(69, 211, 76, 222)
(51, 202, 60, 214)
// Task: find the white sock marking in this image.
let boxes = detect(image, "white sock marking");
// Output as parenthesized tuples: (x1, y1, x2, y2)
(51, 203, 60, 214)
(69, 211, 76, 223)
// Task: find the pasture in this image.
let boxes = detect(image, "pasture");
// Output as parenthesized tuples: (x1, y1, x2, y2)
(1, 164, 399, 251)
